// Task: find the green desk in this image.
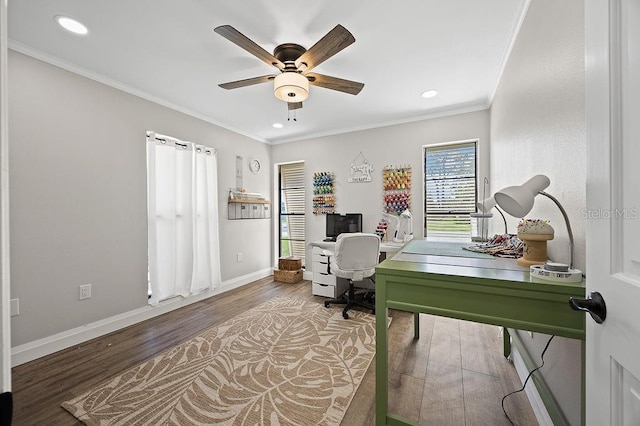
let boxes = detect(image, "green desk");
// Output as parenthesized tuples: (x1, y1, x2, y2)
(374, 240, 585, 426)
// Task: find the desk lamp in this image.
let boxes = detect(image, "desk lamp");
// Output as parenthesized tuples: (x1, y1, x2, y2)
(494, 174, 582, 282)
(476, 196, 509, 235)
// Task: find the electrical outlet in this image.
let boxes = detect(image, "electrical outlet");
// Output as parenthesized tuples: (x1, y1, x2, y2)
(79, 284, 92, 300)
(237, 252, 243, 262)
(10, 298, 19, 316)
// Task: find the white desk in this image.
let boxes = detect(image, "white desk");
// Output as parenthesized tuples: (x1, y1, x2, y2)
(310, 239, 406, 253)
(308, 239, 408, 297)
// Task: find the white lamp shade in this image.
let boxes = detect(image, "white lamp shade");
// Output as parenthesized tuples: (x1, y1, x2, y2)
(477, 196, 496, 213)
(494, 174, 550, 217)
(274, 72, 309, 103)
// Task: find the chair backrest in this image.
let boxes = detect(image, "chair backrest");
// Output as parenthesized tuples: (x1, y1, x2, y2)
(331, 233, 380, 281)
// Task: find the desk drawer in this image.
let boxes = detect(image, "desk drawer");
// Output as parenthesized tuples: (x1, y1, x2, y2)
(312, 251, 331, 263)
(312, 282, 336, 298)
(312, 261, 329, 274)
(313, 271, 336, 286)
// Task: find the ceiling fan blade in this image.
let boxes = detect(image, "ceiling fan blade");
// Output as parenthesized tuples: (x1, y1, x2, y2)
(219, 74, 276, 90)
(306, 73, 364, 95)
(214, 25, 285, 70)
(288, 102, 303, 111)
(295, 25, 355, 72)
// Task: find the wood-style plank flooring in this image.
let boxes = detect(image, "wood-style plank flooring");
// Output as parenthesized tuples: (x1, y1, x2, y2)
(11, 278, 538, 425)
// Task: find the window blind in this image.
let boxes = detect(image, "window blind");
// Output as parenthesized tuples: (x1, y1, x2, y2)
(280, 162, 306, 264)
(280, 164, 305, 214)
(424, 141, 477, 240)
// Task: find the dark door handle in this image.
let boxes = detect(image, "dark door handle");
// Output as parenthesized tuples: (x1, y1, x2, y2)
(569, 291, 606, 324)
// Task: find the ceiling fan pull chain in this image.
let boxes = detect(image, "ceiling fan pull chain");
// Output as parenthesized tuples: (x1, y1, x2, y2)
(286, 107, 298, 122)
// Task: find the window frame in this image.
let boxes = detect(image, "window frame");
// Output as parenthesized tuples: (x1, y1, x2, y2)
(423, 140, 479, 241)
(278, 162, 306, 266)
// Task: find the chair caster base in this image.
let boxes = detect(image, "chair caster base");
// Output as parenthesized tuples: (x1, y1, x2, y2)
(324, 301, 330, 308)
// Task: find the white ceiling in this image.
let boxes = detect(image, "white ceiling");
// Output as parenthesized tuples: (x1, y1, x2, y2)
(8, 0, 528, 144)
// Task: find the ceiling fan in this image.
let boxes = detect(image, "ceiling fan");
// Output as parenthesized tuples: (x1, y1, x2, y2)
(214, 24, 364, 110)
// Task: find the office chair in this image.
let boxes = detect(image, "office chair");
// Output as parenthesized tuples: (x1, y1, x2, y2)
(323, 233, 380, 319)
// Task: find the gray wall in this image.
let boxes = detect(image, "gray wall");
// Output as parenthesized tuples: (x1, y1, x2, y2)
(272, 110, 490, 266)
(490, 0, 585, 423)
(8, 51, 272, 346)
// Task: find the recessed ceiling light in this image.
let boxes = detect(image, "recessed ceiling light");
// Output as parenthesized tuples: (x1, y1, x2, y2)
(272, 123, 283, 129)
(421, 90, 438, 99)
(54, 16, 89, 35)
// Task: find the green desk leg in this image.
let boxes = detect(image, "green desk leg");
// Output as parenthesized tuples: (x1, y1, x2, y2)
(414, 312, 420, 339)
(375, 275, 388, 426)
(503, 327, 511, 358)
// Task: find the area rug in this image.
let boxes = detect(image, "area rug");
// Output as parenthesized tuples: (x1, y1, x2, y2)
(62, 296, 377, 425)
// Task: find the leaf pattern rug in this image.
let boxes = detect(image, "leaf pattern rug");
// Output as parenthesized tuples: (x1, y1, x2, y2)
(62, 296, 377, 425)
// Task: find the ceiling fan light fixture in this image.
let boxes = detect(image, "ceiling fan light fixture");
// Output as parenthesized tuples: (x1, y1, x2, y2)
(274, 72, 309, 103)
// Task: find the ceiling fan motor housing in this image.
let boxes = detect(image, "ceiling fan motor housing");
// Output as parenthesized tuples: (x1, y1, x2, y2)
(273, 43, 306, 63)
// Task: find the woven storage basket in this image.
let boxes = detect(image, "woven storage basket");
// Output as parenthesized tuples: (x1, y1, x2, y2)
(273, 269, 303, 284)
(278, 256, 302, 271)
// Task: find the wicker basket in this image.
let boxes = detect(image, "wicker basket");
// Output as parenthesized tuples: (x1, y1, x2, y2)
(278, 256, 302, 271)
(273, 268, 303, 284)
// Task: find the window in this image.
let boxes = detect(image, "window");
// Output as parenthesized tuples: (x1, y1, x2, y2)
(424, 141, 478, 241)
(279, 162, 306, 266)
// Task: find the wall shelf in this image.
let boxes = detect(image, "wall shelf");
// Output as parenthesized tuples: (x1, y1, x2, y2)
(228, 198, 271, 219)
(228, 198, 270, 204)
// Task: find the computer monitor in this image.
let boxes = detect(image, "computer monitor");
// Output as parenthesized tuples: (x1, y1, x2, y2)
(325, 213, 363, 241)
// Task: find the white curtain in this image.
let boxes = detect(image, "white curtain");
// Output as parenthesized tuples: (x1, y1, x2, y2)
(146, 132, 221, 306)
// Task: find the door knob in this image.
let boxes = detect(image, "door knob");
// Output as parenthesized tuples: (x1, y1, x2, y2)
(569, 291, 606, 324)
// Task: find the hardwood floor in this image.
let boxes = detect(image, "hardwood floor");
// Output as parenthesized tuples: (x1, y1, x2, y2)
(11, 278, 538, 425)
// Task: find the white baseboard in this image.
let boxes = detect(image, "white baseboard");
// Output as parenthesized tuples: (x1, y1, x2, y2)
(512, 346, 553, 426)
(303, 270, 313, 281)
(11, 268, 273, 367)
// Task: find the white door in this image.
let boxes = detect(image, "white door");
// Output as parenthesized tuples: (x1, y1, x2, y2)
(585, 0, 640, 424)
(0, 0, 11, 401)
